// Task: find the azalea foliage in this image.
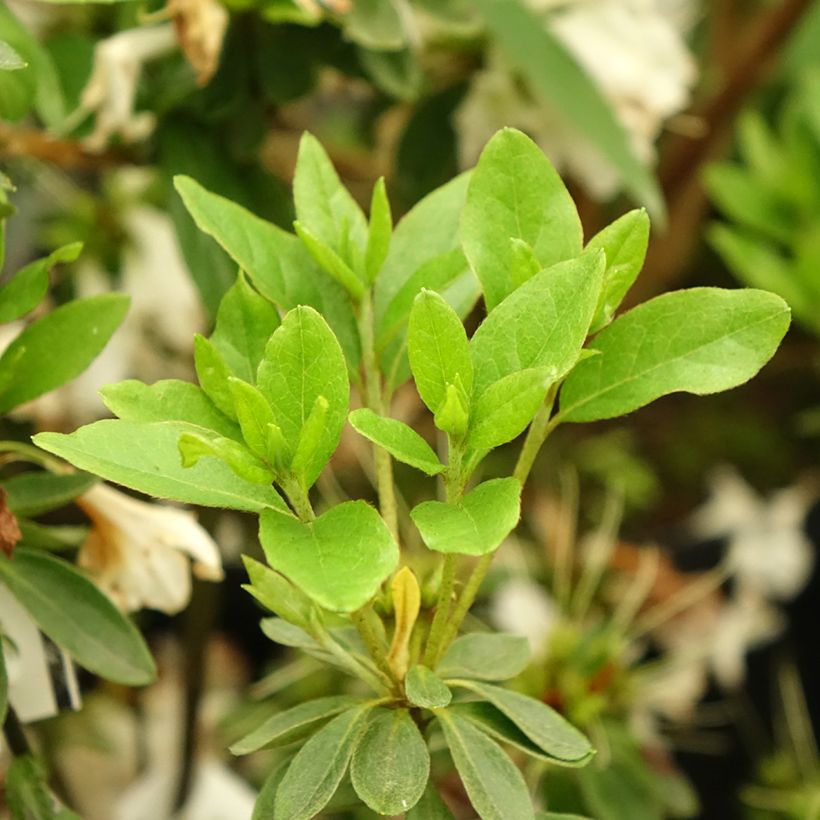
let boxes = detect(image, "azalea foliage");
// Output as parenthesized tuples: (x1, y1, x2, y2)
(34, 128, 790, 818)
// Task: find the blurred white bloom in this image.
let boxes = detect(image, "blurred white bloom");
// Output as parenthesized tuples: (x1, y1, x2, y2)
(168, 0, 229, 85)
(688, 466, 816, 601)
(76, 25, 177, 152)
(455, 0, 697, 199)
(76, 484, 223, 614)
(491, 577, 560, 654)
(634, 656, 708, 729)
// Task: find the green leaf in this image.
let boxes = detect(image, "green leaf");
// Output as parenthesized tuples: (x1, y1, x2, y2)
(16, 521, 87, 552)
(439, 710, 535, 820)
(450, 680, 593, 764)
(6, 756, 55, 820)
(411, 477, 520, 556)
(290, 395, 329, 483)
(344, 0, 407, 50)
(293, 132, 368, 260)
(406, 785, 455, 819)
(34, 420, 287, 512)
(0, 549, 155, 685)
(365, 177, 392, 283)
(178, 430, 275, 485)
(470, 253, 605, 396)
(294, 221, 365, 300)
(251, 758, 292, 820)
(242, 555, 313, 627)
(101, 379, 240, 439)
(1, 471, 96, 516)
(0, 294, 128, 413)
(259, 501, 398, 612)
(228, 378, 277, 461)
(274, 705, 372, 820)
(210, 273, 281, 383)
(193, 334, 237, 420)
(405, 664, 452, 708)
(560, 288, 791, 423)
(348, 408, 444, 475)
(0, 633, 7, 726)
(260, 617, 317, 649)
(467, 367, 554, 449)
(0, 40, 25, 71)
(586, 210, 650, 333)
(476, 0, 663, 217)
(437, 632, 530, 681)
(0, 242, 81, 323)
(537, 813, 592, 819)
(351, 707, 430, 814)
(408, 289, 472, 414)
(257, 306, 349, 487)
(230, 695, 361, 755)
(434, 380, 470, 438)
(460, 128, 583, 310)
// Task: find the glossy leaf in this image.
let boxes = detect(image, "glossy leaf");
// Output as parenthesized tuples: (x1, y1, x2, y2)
(0, 294, 128, 413)
(405, 665, 452, 708)
(34, 420, 287, 512)
(350, 707, 430, 814)
(259, 501, 399, 612)
(0, 549, 155, 685)
(349, 408, 444, 475)
(437, 632, 530, 681)
(439, 710, 535, 820)
(411, 478, 521, 556)
(1, 472, 96, 517)
(559, 288, 791, 423)
(460, 128, 582, 310)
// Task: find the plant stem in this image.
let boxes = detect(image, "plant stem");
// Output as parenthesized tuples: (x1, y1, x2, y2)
(313, 619, 391, 694)
(280, 476, 315, 522)
(435, 552, 493, 657)
(351, 605, 397, 690)
(422, 553, 457, 668)
(358, 292, 399, 541)
(513, 386, 557, 485)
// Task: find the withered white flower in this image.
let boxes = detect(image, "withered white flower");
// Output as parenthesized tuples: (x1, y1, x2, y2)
(167, 0, 229, 86)
(76, 484, 224, 615)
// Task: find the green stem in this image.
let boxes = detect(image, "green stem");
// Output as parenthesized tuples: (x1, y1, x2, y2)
(422, 553, 457, 668)
(351, 605, 398, 690)
(513, 385, 558, 485)
(358, 292, 399, 541)
(0, 441, 67, 472)
(280, 475, 315, 522)
(312, 618, 391, 694)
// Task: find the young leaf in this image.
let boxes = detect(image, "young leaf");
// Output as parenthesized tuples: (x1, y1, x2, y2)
(257, 306, 349, 487)
(434, 381, 470, 438)
(242, 555, 313, 628)
(178, 430, 275, 485)
(439, 710, 535, 820)
(274, 705, 372, 820)
(450, 680, 593, 764)
(349, 408, 445, 475)
(586, 209, 650, 333)
(437, 632, 530, 682)
(290, 395, 329, 483)
(228, 378, 277, 461)
(34, 421, 287, 512)
(387, 566, 420, 678)
(469, 253, 605, 396)
(101, 380, 240, 439)
(466, 367, 554, 450)
(559, 288, 791, 423)
(351, 707, 430, 815)
(0, 549, 155, 685)
(193, 334, 237, 420)
(294, 221, 365, 300)
(0, 294, 128, 413)
(408, 289, 472, 413)
(405, 665, 452, 708)
(259, 500, 399, 612)
(365, 177, 392, 282)
(411, 477, 521, 556)
(406, 785, 455, 819)
(1, 472, 96, 517)
(293, 132, 368, 258)
(0, 242, 81, 324)
(230, 695, 361, 755)
(210, 273, 281, 383)
(460, 127, 583, 310)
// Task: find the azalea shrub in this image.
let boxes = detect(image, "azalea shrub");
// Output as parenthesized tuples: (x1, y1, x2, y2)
(31, 128, 792, 818)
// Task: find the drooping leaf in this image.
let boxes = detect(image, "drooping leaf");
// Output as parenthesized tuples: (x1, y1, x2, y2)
(260, 617, 318, 649)
(559, 288, 791, 423)
(349, 408, 444, 475)
(411, 478, 521, 556)
(257, 306, 349, 487)
(405, 665, 452, 708)
(0, 294, 128, 413)
(408, 289, 472, 414)
(350, 707, 430, 815)
(460, 128, 582, 310)
(230, 695, 361, 755)
(450, 680, 593, 764)
(439, 710, 535, 820)
(259, 500, 399, 612)
(437, 632, 530, 681)
(1, 472, 96, 517)
(274, 705, 373, 820)
(242, 555, 313, 628)
(469, 253, 605, 396)
(34, 420, 287, 512)
(0, 549, 155, 685)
